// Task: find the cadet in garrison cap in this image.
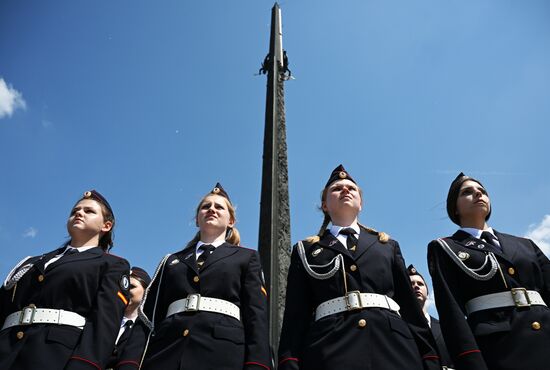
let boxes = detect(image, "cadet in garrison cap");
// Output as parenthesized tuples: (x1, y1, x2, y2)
(407, 265, 454, 369)
(278, 165, 440, 370)
(106, 266, 151, 370)
(136, 183, 271, 370)
(427, 173, 550, 370)
(0, 190, 131, 370)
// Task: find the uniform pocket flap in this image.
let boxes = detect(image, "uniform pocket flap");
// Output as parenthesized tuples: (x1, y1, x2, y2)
(212, 324, 245, 344)
(387, 315, 413, 339)
(46, 325, 81, 349)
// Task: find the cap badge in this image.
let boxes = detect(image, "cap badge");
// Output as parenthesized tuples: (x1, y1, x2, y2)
(212, 187, 220, 194)
(339, 171, 347, 179)
(83, 191, 92, 198)
(410, 267, 417, 274)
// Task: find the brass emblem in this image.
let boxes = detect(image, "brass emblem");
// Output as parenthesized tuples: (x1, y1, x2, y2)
(170, 258, 180, 265)
(83, 191, 92, 198)
(312, 248, 323, 257)
(410, 267, 417, 274)
(339, 171, 347, 179)
(458, 251, 470, 260)
(212, 187, 220, 194)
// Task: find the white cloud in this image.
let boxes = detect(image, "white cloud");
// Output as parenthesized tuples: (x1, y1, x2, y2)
(22, 227, 38, 238)
(525, 215, 550, 256)
(0, 78, 27, 119)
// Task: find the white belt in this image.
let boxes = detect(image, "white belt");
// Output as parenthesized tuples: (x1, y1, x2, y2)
(166, 294, 240, 321)
(2, 305, 86, 330)
(465, 288, 547, 316)
(315, 291, 400, 321)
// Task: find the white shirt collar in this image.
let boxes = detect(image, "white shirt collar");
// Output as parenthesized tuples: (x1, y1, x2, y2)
(460, 227, 495, 239)
(329, 222, 360, 237)
(66, 245, 98, 253)
(195, 239, 225, 254)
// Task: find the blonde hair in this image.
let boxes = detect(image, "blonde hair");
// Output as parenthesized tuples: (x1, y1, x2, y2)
(185, 193, 241, 248)
(305, 184, 389, 244)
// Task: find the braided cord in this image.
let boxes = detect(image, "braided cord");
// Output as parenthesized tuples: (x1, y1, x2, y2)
(436, 238, 498, 281)
(297, 241, 344, 280)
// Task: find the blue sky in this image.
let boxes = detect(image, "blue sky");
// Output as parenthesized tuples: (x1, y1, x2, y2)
(1, 1, 549, 315)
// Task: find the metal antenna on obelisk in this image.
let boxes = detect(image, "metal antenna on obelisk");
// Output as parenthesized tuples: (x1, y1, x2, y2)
(258, 2, 291, 358)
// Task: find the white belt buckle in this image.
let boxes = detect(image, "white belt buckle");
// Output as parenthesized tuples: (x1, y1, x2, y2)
(345, 291, 362, 310)
(186, 294, 201, 311)
(19, 304, 37, 325)
(511, 288, 530, 308)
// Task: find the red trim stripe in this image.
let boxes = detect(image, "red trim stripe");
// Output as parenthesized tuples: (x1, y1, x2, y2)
(70, 357, 101, 370)
(422, 355, 440, 360)
(244, 361, 271, 369)
(458, 349, 481, 357)
(116, 360, 140, 368)
(279, 357, 299, 365)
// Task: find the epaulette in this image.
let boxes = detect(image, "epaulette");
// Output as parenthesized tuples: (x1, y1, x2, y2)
(365, 227, 390, 243)
(303, 235, 320, 244)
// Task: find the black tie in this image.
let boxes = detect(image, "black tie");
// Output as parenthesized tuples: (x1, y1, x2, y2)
(481, 231, 500, 249)
(339, 228, 358, 253)
(197, 244, 215, 269)
(62, 248, 79, 258)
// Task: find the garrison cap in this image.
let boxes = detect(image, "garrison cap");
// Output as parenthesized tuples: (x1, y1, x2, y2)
(130, 266, 152, 288)
(82, 190, 114, 218)
(325, 164, 356, 189)
(210, 182, 231, 203)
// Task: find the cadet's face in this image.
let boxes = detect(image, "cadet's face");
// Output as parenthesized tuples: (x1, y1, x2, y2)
(410, 275, 428, 306)
(128, 277, 145, 306)
(455, 180, 490, 224)
(322, 179, 362, 217)
(67, 199, 112, 239)
(197, 195, 235, 232)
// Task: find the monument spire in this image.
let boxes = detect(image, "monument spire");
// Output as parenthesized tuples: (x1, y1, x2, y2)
(258, 2, 292, 356)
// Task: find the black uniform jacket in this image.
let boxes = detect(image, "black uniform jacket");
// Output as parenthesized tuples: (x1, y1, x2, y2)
(428, 230, 550, 370)
(430, 316, 453, 368)
(137, 243, 271, 370)
(0, 246, 130, 370)
(278, 229, 440, 370)
(106, 318, 141, 370)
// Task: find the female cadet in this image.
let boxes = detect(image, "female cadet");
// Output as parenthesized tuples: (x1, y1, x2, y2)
(278, 165, 440, 370)
(138, 183, 271, 370)
(427, 173, 550, 370)
(0, 190, 131, 370)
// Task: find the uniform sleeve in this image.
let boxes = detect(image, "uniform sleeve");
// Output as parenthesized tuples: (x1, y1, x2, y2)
(66, 257, 131, 370)
(532, 239, 550, 304)
(427, 240, 488, 370)
(241, 251, 272, 370)
(114, 320, 149, 370)
(391, 241, 441, 370)
(277, 245, 313, 370)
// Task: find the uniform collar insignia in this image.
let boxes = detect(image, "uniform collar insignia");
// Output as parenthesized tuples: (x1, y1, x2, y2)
(458, 251, 470, 260)
(329, 240, 337, 247)
(170, 258, 181, 265)
(312, 248, 323, 257)
(466, 240, 476, 246)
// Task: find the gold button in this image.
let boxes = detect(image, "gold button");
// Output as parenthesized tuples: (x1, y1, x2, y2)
(183, 329, 190, 337)
(37, 275, 44, 282)
(532, 321, 541, 330)
(16, 331, 24, 340)
(358, 319, 367, 328)
(350, 265, 357, 272)
(193, 276, 199, 283)
(508, 267, 515, 276)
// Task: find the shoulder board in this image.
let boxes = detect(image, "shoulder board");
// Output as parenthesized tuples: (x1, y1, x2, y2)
(364, 227, 390, 243)
(303, 235, 320, 244)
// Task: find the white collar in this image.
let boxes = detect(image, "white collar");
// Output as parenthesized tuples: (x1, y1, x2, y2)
(329, 222, 360, 237)
(460, 227, 495, 239)
(66, 245, 98, 253)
